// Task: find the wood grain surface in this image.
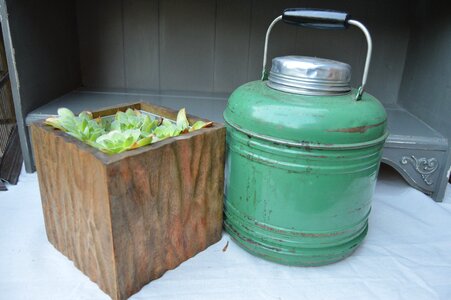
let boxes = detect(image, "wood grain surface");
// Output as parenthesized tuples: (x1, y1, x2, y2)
(31, 124, 117, 297)
(31, 103, 225, 300)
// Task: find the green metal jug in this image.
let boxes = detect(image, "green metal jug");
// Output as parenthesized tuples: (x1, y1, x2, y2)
(223, 9, 388, 266)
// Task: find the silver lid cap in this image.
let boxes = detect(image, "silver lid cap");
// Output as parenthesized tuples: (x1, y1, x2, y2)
(267, 56, 351, 95)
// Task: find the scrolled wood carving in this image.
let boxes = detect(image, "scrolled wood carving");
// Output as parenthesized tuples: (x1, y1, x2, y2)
(401, 155, 439, 185)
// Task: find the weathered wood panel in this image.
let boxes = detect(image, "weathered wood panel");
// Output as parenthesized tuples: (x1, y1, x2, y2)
(31, 102, 225, 300)
(31, 125, 117, 297)
(108, 124, 224, 299)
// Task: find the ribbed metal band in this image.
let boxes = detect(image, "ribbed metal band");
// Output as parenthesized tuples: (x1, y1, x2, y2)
(224, 118, 388, 150)
(224, 201, 369, 265)
(267, 77, 351, 96)
(267, 56, 352, 95)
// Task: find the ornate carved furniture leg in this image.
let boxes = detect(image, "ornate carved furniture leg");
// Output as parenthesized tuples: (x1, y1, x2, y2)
(382, 105, 450, 202)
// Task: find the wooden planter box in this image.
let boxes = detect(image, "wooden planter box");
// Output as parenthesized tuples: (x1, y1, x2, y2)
(30, 102, 225, 300)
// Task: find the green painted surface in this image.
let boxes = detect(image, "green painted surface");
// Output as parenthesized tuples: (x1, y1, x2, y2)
(224, 81, 387, 146)
(223, 80, 387, 266)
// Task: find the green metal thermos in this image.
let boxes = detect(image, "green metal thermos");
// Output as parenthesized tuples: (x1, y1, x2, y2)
(223, 9, 388, 266)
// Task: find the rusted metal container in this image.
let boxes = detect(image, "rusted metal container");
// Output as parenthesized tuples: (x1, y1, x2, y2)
(223, 9, 388, 266)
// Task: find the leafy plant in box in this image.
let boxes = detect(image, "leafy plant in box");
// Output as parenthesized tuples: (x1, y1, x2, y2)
(110, 109, 160, 134)
(190, 120, 213, 132)
(96, 129, 151, 154)
(140, 115, 160, 137)
(45, 106, 213, 155)
(45, 108, 105, 147)
(153, 108, 189, 140)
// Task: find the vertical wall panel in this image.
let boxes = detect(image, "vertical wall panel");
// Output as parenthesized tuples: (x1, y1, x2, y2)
(3, 0, 81, 171)
(364, 0, 410, 104)
(74, 0, 411, 103)
(247, 0, 299, 81)
(123, 0, 160, 90)
(159, 0, 216, 92)
(399, 0, 451, 141)
(77, 0, 125, 88)
(6, 0, 81, 110)
(213, 0, 252, 93)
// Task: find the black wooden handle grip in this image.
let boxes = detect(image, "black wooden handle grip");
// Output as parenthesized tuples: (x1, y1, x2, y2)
(282, 8, 350, 30)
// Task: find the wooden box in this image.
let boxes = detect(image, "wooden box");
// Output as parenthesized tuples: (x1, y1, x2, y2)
(30, 102, 225, 300)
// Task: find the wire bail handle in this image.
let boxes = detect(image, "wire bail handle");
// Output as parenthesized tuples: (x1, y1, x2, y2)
(261, 9, 372, 101)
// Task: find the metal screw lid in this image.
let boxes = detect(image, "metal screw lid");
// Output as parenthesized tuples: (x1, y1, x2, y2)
(267, 55, 352, 95)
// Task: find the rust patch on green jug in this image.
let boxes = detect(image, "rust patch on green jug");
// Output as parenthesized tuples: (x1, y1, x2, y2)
(327, 120, 386, 133)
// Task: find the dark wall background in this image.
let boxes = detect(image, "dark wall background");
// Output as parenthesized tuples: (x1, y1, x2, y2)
(1, 0, 80, 171)
(399, 0, 451, 143)
(4, 0, 451, 171)
(75, 0, 410, 104)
